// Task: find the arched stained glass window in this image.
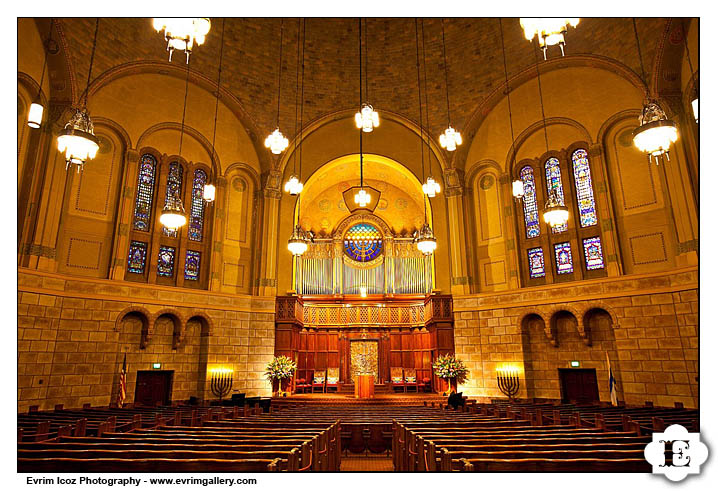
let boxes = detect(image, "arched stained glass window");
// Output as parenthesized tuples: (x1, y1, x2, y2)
(133, 154, 157, 231)
(188, 169, 207, 241)
(344, 223, 383, 262)
(520, 166, 540, 239)
(572, 149, 598, 227)
(545, 157, 567, 233)
(162, 162, 184, 237)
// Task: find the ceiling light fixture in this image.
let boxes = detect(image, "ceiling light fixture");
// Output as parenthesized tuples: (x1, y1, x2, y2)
(285, 19, 306, 196)
(266, 20, 289, 155)
(420, 20, 441, 199)
(57, 18, 100, 173)
(630, 18, 678, 164)
(520, 18, 580, 59)
(413, 18, 437, 256)
(354, 19, 379, 133)
(28, 19, 54, 129)
(153, 18, 210, 63)
(203, 19, 227, 205)
(439, 20, 461, 152)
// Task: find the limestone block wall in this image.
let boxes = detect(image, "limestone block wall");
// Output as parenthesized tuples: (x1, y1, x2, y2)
(17, 268, 275, 412)
(453, 267, 698, 408)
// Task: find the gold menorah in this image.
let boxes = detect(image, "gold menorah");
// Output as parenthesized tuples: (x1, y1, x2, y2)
(210, 368, 233, 400)
(497, 367, 520, 401)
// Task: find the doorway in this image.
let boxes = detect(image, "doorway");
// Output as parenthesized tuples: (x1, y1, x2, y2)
(558, 368, 599, 403)
(135, 370, 173, 406)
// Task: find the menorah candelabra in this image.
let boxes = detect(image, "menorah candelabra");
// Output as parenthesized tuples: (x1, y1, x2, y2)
(497, 368, 520, 401)
(210, 370, 233, 400)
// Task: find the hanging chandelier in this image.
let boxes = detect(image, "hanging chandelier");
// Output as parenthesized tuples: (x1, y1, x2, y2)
(439, 20, 461, 152)
(284, 175, 303, 195)
(160, 190, 187, 230)
(422, 176, 441, 198)
(202, 184, 216, 203)
(692, 97, 698, 123)
(512, 180, 525, 201)
(287, 223, 311, 256)
(28, 20, 52, 128)
(520, 18, 579, 59)
(284, 19, 306, 196)
(542, 189, 569, 228)
(266, 20, 289, 155)
(414, 222, 437, 256)
(419, 20, 441, 199)
(355, 102, 380, 132)
(153, 18, 210, 63)
(202, 19, 227, 206)
(629, 19, 678, 164)
(57, 19, 100, 173)
(632, 101, 678, 164)
(500, 19, 524, 203)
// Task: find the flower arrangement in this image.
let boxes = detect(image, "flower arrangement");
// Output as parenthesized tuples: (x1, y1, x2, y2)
(432, 354, 469, 384)
(264, 356, 297, 381)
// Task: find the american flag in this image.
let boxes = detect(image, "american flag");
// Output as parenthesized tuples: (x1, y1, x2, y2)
(117, 353, 127, 407)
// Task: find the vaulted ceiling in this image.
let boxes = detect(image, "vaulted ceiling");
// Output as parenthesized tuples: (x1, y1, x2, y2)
(53, 18, 671, 147)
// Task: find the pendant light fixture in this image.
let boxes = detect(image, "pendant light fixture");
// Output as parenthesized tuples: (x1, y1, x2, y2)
(27, 19, 53, 128)
(203, 19, 227, 205)
(344, 18, 380, 213)
(284, 19, 305, 196)
(681, 19, 698, 123)
(413, 18, 437, 256)
(499, 19, 525, 202)
(520, 18, 580, 59)
(57, 18, 100, 173)
(287, 19, 313, 257)
(153, 18, 211, 63)
(419, 20, 441, 199)
(531, 38, 569, 229)
(438, 20, 461, 152)
(265, 20, 289, 155)
(630, 18, 678, 164)
(354, 18, 379, 133)
(159, 57, 192, 231)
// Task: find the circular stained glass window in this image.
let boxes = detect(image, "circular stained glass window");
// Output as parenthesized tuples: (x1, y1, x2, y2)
(344, 223, 383, 262)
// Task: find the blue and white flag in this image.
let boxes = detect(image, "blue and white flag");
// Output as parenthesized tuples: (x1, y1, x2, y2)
(606, 351, 617, 406)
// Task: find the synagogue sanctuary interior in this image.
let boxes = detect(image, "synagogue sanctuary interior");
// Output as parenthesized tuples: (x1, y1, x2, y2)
(16, 16, 700, 474)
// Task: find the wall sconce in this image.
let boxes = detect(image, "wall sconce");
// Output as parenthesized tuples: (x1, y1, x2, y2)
(209, 367, 233, 401)
(496, 366, 520, 401)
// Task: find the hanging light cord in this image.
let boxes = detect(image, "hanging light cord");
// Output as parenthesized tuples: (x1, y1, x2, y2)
(210, 19, 226, 160)
(178, 57, 190, 156)
(36, 19, 53, 101)
(681, 19, 697, 97)
(359, 17, 364, 187)
(632, 18, 648, 96)
(533, 40, 550, 155)
(415, 18, 427, 221)
(441, 19, 451, 127)
(292, 18, 302, 175)
(363, 18, 369, 102)
(299, 19, 306, 183)
(81, 18, 100, 108)
(499, 18, 517, 173)
(276, 19, 284, 128)
(420, 19, 433, 179)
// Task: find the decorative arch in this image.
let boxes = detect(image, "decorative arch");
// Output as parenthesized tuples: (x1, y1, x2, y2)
(150, 308, 186, 350)
(596, 109, 641, 146)
(186, 312, 214, 336)
(114, 306, 152, 332)
(92, 116, 132, 151)
(580, 303, 621, 329)
(137, 122, 220, 177)
(547, 305, 587, 346)
(464, 159, 503, 194)
(517, 310, 554, 346)
(333, 211, 394, 240)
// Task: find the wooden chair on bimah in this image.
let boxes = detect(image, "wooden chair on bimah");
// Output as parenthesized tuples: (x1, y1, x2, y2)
(295, 375, 311, 394)
(419, 377, 432, 393)
(405, 369, 418, 393)
(391, 368, 406, 393)
(326, 368, 339, 393)
(312, 371, 326, 393)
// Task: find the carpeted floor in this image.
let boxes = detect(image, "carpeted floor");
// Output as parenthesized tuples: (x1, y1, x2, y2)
(340, 455, 394, 472)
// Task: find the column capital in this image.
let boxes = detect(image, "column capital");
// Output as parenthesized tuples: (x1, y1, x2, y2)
(443, 167, 465, 197)
(261, 169, 283, 199)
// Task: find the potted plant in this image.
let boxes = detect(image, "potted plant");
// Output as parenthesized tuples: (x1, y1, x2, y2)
(432, 354, 469, 395)
(265, 356, 297, 396)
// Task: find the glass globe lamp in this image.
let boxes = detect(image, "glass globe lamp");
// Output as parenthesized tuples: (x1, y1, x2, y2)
(542, 190, 569, 228)
(153, 18, 211, 63)
(632, 101, 678, 164)
(439, 126, 462, 151)
(422, 176, 441, 198)
(284, 175, 304, 195)
(265, 128, 289, 154)
(354, 103, 380, 133)
(415, 223, 438, 255)
(57, 107, 100, 172)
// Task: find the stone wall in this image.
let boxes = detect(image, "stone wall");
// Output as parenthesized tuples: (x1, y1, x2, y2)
(453, 266, 698, 408)
(17, 269, 275, 412)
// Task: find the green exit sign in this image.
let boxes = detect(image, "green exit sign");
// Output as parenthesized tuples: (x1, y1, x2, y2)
(570, 361, 580, 367)
(152, 363, 162, 369)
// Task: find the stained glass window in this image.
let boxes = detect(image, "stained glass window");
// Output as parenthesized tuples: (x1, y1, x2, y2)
(520, 166, 540, 239)
(554, 242, 574, 275)
(583, 237, 605, 270)
(157, 245, 176, 277)
(184, 250, 201, 281)
(527, 247, 545, 278)
(188, 169, 207, 241)
(133, 154, 157, 231)
(572, 149, 598, 227)
(344, 223, 383, 262)
(162, 162, 184, 237)
(545, 157, 567, 233)
(127, 241, 148, 274)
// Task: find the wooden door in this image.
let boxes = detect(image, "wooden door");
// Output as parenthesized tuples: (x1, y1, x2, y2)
(558, 368, 599, 403)
(135, 370, 173, 406)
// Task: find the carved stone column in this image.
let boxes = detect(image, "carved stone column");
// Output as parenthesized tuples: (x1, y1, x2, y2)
(208, 176, 228, 291)
(587, 144, 622, 277)
(443, 168, 471, 295)
(257, 169, 282, 296)
(110, 148, 140, 280)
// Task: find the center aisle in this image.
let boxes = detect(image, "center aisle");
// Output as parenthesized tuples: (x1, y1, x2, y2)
(340, 456, 394, 471)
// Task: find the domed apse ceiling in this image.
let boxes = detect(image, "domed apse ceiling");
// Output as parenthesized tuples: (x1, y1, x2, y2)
(56, 18, 668, 144)
(297, 156, 429, 236)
